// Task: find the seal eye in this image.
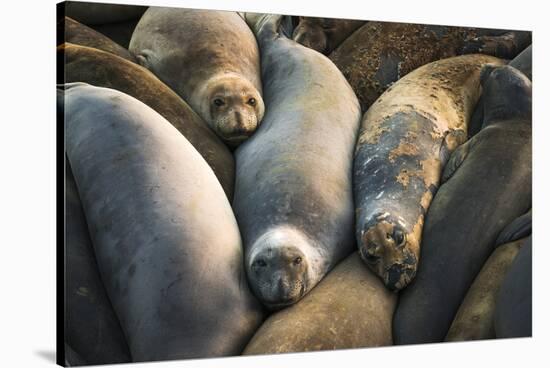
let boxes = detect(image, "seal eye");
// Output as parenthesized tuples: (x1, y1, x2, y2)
(213, 98, 225, 107)
(247, 97, 256, 106)
(254, 259, 267, 268)
(293, 256, 302, 265)
(393, 228, 405, 246)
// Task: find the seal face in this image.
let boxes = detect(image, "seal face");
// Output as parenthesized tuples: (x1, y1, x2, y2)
(200, 73, 265, 148)
(246, 227, 312, 309)
(129, 8, 264, 147)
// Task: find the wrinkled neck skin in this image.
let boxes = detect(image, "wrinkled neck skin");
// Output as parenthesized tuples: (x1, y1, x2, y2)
(245, 226, 329, 292)
(482, 66, 532, 128)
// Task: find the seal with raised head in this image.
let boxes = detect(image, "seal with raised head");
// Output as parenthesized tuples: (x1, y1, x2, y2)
(65, 161, 131, 365)
(330, 22, 531, 110)
(63, 83, 264, 361)
(494, 237, 532, 338)
(353, 54, 504, 291)
(393, 64, 532, 345)
(59, 43, 235, 199)
(60, 16, 136, 62)
(130, 7, 264, 147)
(233, 13, 361, 309)
(243, 253, 395, 354)
(292, 17, 365, 55)
(445, 236, 528, 341)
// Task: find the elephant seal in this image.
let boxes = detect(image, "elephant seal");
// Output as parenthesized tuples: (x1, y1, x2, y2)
(60, 16, 136, 62)
(330, 22, 531, 110)
(495, 237, 532, 338)
(65, 161, 131, 364)
(292, 17, 365, 55)
(63, 83, 263, 361)
(393, 64, 532, 344)
(243, 253, 395, 354)
(63, 1, 147, 25)
(445, 237, 527, 341)
(59, 43, 235, 200)
(130, 7, 264, 147)
(468, 44, 532, 138)
(353, 54, 504, 291)
(234, 14, 361, 309)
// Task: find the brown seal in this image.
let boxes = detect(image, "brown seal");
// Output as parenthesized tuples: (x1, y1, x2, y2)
(445, 237, 527, 341)
(330, 22, 531, 111)
(292, 17, 365, 54)
(243, 253, 395, 354)
(59, 43, 235, 199)
(130, 7, 264, 147)
(353, 54, 504, 291)
(60, 16, 136, 62)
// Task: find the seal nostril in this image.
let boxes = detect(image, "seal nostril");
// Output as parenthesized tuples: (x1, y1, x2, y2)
(387, 264, 403, 287)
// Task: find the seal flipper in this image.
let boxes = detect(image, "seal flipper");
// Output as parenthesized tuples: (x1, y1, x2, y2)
(462, 31, 532, 59)
(244, 13, 285, 44)
(440, 138, 471, 184)
(495, 210, 532, 247)
(439, 129, 467, 166)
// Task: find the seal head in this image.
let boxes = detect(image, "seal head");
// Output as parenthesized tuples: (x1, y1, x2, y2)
(246, 227, 323, 309)
(196, 73, 265, 148)
(359, 213, 419, 291)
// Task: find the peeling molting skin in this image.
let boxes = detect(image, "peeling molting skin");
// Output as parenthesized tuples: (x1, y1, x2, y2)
(354, 55, 505, 290)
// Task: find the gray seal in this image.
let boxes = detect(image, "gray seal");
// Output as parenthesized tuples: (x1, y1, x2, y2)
(65, 160, 131, 364)
(353, 54, 504, 291)
(59, 43, 235, 200)
(233, 14, 361, 309)
(130, 7, 264, 147)
(393, 65, 532, 344)
(243, 253, 396, 354)
(63, 83, 263, 361)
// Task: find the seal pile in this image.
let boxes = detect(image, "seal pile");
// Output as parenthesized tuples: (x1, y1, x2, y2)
(59, 2, 532, 366)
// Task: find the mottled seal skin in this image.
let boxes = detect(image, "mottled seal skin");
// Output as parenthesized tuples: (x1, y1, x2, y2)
(59, 43, 235, 200)
(64, 83, 264, 361)
(445, 237, 527, 342)
(130, 7, 264, 147)
(64, 1, 147, 25)
(243, 253, 395, 354)
(65, 161, 131, 365)
(330, 22, 531, 111)
(292, 17, 365, 55)
(234, 14, 361, 309)
(495, 237, 532, 338)
(354, 55, 504, 291)
(60, 16, 136, 62)
(393, 65, 532, 345)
